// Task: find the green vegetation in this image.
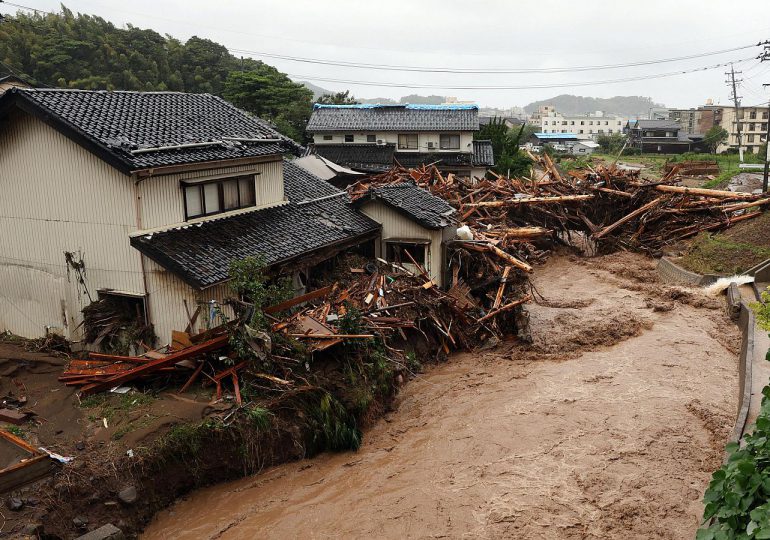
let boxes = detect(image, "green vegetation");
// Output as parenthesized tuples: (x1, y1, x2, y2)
(0, 7, 313, 140)
(2, 426, 26, 439)
(303, 391, 362, 453)
(678, 233, 770, 276)
(80, 391, 155, 423)
(316, 90, 359, 105)
(704, 126, 729, 154)
(475, 118, 534, 177)
(596, 133, 626, 154)
(699, 417, 770, 540)
(247, 406, 273, 432)
(228, 256, 292, 332)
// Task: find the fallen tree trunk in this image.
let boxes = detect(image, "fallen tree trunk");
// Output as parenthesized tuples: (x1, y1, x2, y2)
(653, 185, 757, 199)
(593, 197, 664, 240)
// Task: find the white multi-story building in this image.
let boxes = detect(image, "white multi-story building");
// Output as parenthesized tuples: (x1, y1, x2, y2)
(540, 111, 626, 140)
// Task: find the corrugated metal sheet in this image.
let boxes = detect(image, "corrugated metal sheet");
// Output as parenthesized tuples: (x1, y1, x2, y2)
(143, 258, 234, 342)
(138, 160, 284, 230)
(359, 202, 445, 286)
(0, 110, 143, 339)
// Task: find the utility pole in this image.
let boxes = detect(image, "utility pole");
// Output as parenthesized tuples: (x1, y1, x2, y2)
(725, 63, 744, 162)
(761, 43, 769, 192)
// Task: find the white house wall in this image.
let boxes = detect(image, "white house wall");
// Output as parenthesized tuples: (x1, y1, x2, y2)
(0, 110, 142, 339)
(359, 202, 445, 286)
(137, 160, 284, 230)
(312, 132, 474, 153)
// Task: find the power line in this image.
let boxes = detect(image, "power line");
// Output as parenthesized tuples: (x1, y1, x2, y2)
(228, 43, 761, 75)
(288, 57, 755, 91)
(0, 0, 55, 15)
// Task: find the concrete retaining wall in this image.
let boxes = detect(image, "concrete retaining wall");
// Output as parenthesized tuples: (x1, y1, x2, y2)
(656, 256, 720, 286)
(729, 300, 755, 445)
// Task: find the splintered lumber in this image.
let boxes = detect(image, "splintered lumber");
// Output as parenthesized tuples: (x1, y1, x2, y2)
(463, 194, 593, 208)
(493, 267, 512, 310)
(478, 294, 532, 323)
(653, 184, 757, 199)
(591, 186, 634, 198)
(497, 227, 552, 239)
(78, 334, 229, 397)
(488, 245, 533, 273)
(593, 197, 664, 239)
(720, 198, 770, 213)
(264, 285, 334, 315)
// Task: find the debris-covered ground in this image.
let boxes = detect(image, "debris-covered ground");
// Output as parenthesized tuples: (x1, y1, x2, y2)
(2, 158, 761, 538)
(143, 252, 739, 539)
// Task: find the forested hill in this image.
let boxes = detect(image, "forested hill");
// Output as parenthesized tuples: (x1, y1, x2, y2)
(0, 7, 313, 140)
(524, 95, 665, 117)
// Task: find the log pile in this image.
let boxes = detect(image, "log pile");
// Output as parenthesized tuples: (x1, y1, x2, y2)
(348, 158, 768, 256)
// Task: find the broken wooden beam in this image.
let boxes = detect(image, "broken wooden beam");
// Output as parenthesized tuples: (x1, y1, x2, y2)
(264, 285, 334, 315)
(463, 194, 593, 208)
(478, 294, 532, 323)
(78, 334, 230, 397)
(593, 197, 664, 240)
(653, 185, 757, 199)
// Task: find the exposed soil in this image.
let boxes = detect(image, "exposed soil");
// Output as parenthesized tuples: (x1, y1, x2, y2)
(143, 253, 739, 540)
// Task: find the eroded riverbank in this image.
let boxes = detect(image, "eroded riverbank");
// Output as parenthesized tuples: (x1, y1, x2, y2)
(143, 253, 739, 539)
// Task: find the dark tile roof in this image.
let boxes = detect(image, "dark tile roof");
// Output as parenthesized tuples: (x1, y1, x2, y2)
(0, 88, 300, 173)
(632, 119, 681, 131)
(312, 141, 493, 171)
(356, 181, 456, 230)
(130, 160, 380, 288)
(307, 104, 479, 132)
(313, 144, 395, 172)
(472, 140, 494, 166)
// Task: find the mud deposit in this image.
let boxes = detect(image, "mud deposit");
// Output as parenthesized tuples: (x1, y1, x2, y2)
(143, 253, 739, 540)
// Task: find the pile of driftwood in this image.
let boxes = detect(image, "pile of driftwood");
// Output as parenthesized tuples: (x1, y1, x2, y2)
(348, 157, 768, 257)
(662, 160, 720, 180)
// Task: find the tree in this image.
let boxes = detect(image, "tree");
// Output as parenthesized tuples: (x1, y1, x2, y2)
(475, 118, 532, 177)
(317, 90, 358, 105)
(704, 125, 729, 154)
(222, 69, 313, 142)
(596, 133, 626, 154)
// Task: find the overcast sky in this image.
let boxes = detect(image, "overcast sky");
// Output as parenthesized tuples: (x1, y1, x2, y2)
(3, 0, 770, 109)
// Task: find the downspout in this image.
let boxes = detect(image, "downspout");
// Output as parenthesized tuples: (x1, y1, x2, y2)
(133, 172, 152, 325)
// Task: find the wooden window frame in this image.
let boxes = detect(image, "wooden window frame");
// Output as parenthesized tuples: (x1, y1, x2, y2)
(182, 175, 257, 221)
(344, 134, 355, 143)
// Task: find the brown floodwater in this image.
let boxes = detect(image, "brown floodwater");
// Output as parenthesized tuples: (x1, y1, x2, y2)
(143, 253, 738, 539)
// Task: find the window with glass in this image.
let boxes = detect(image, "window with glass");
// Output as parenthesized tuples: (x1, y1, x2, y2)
(366, 134, 376, 143)
(344, 134, 354, 143)
(323, 135, 333, 141)
(183, 175, 256, 220)
(398, 133, 418, 150)
(439, 134, 460, 149)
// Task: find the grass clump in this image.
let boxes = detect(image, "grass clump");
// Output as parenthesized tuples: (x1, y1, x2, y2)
(247, 406, 273, 431)
(679, 232, 770, 275)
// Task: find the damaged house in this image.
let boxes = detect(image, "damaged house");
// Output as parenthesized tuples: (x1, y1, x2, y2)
(306, 104, 494, 179)
(0, 88, 386, 345)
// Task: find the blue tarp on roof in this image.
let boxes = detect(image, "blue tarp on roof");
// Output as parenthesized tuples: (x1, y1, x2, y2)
(313, 103, 478, 110)
(534, 132, 580, 140)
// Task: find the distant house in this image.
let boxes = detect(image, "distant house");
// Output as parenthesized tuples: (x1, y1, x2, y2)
(626, 119, 706, 154)
(479, 116, 523, 129)
(306, 104, 494, 180)
(354, 182, 456, 287)
(570, 140, 600, 155)
(528, 132, 581, 147)
(291, 154, 365, 188)
(0, 88, 384, 343)
(540, 111, 626, 140)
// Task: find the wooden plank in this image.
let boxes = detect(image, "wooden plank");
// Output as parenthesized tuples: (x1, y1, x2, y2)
(264, 286, 334, 315)
(178, 361, 205, 394)
(0, 455, 57, 494)
(464, 194, 593, 208)
(171, 330, 194, 350)
(79, 334, 230, 397)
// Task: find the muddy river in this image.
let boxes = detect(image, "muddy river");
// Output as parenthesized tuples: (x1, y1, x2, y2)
(143, 253, 739, 539)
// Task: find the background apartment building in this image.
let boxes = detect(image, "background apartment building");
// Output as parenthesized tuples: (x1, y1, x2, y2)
(716, 105, 769, 154)
(540, 111, 626, 140)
